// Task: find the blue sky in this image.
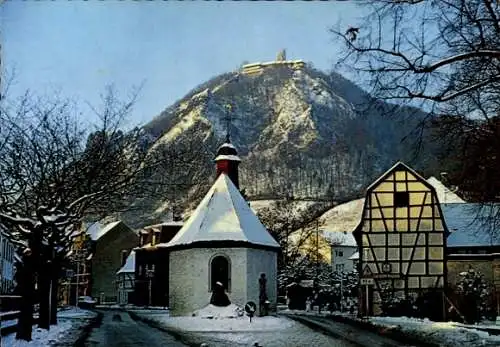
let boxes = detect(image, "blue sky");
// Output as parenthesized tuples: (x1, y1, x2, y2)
(1, 2, 367, 127)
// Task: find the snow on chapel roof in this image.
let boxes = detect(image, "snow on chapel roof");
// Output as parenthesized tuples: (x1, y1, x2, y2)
(159, 174, 280, 249)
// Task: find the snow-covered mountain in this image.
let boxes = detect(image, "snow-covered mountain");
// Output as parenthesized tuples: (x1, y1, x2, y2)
(120, 62, 442, 227)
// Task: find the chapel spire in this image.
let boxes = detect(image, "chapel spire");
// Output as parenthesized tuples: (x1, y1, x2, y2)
(215, 103, 241, 188)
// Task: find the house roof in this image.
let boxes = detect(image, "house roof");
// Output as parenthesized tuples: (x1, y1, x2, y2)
(349, 251, 359, 260)
(320, 176, 464, 236)
(86, 221, 122, 241)
(143, 221, 184, 230)
(426, 177, 465, 203)
(320, 198, 365, 234)
(444, 203, 500, 247)
(158, 173, 280, 249)
(117, 250, 135, 274)
(328, 231, 357, 247)
(366, 161, 429, 192)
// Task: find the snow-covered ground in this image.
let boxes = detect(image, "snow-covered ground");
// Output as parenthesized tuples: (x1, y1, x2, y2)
(133, 304, 355, 346)
(1, 307, 97, 347)
(370, 316, 500, 347)
(1, 310, 20, 317)
(57, 306, 98, 319)
(281, 309, 500, 346)
(2, 319, 77, 347)
(1, 318, 17, 328)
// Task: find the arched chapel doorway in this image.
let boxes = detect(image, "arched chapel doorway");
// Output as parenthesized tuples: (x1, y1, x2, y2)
(210, 255, 231, 291)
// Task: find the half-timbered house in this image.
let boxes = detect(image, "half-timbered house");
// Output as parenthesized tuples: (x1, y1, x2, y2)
(116, 250, 136, 305)
(354, 162, 449, 318)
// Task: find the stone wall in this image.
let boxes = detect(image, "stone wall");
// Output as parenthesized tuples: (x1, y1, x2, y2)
(245, 248, 278, 310)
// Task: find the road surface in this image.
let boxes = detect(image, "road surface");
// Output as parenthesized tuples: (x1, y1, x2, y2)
(83, 310, 361, 347)
(84, 310, 187, 347)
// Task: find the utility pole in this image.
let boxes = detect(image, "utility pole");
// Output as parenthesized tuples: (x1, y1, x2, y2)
(146, 265, 155, 307)
(75, 255, 79, 306)
(315, 219, 319, 290)
(340, 274, 344, 313)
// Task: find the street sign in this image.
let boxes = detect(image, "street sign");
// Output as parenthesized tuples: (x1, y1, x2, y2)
(360, 278, 374, 285)
(362, 265, 372, 276)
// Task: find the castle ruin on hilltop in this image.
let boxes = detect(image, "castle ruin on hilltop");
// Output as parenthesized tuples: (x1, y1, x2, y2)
(241, 49, 305, 76)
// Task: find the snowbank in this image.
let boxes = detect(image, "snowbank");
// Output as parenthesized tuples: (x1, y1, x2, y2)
(2, 319, 75, 347)
(136, 310, 295, 332)
(58, 306, 98, 319)
(1, 318, 17, 328)
(370, 316, 500, 347)
(133, 310, 344, 346)
(192, 304, 244, 319)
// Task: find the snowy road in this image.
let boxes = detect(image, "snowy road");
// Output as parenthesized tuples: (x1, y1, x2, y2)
(129, 309, 359, 347)
(83, 310, 188, 347)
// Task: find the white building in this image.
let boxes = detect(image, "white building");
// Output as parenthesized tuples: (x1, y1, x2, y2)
(329, 231, 357, 273)
(116, 250, 135, 305)
(159, 173, 280, 316)
(0, 227, 17, 294)
(349, 251, 359, 270)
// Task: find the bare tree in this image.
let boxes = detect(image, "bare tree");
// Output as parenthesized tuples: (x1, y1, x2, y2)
(0, 86, 189, 340)
(332, 0, 500, 210)
(257, 200, 334, 289)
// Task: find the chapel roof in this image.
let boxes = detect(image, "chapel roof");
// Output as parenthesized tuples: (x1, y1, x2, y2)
(215, 141, 241, 162)
(158, 173, 280, 250)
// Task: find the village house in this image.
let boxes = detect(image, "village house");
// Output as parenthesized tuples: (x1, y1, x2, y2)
(330, 231, 357, 273)
(86, 220, 139, 304)
(444, 203, 500, 317)
(349, 161, 500, 320)
(116, 250, 136, 305)
(133, 221, 183, 307)
(355, 162, 448, 319)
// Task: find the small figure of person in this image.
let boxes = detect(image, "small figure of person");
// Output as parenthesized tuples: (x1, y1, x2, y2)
(210, 281, 231, 307)
(258, 273, 268, 316)
(306, 297, 312, 312)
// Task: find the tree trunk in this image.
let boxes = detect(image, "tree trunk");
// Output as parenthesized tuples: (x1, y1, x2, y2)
(38, 261, 51, 330)
(50, 260, 61, 325)
(16, 253, 35, 341)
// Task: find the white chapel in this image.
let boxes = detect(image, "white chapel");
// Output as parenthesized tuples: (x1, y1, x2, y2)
(159, 139, 281, 316)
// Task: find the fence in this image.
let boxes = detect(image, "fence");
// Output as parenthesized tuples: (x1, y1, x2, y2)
(0, 295, 39, 336)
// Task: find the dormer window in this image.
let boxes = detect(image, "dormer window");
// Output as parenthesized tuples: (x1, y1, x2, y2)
(152, 229, 160, 246)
